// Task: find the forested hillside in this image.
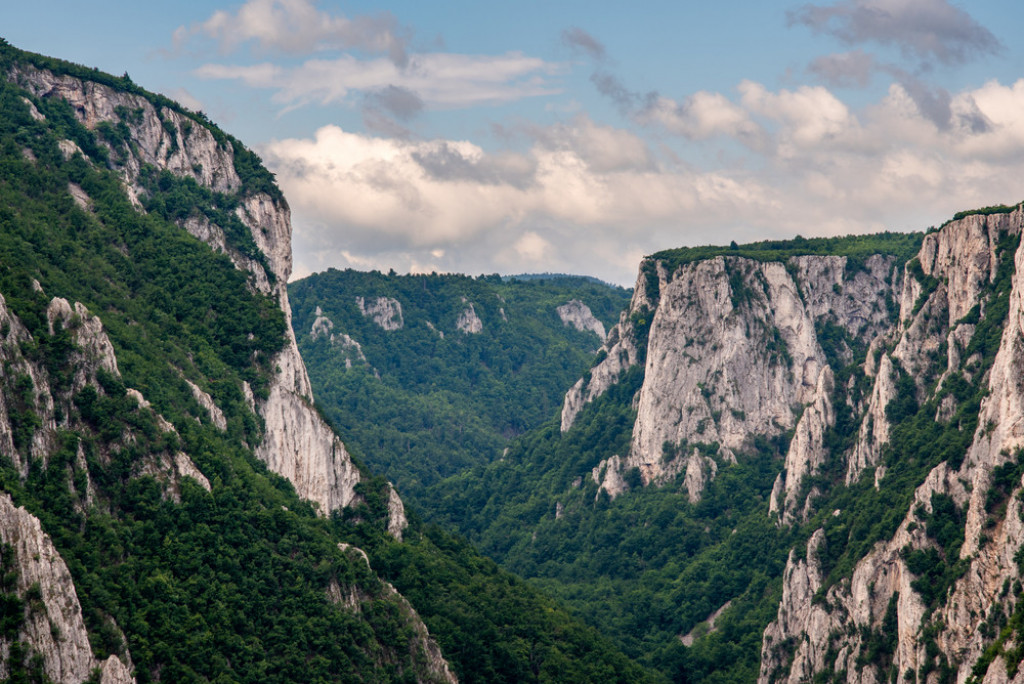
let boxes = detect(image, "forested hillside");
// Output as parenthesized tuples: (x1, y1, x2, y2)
(0, 41, 660, 683)
(290, 269, 630, 510)
(417, 212, 1024, 683)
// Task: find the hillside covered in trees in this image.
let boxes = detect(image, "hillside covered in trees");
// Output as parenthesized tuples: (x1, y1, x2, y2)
(0, 41, 660, 683)
(290, 269, 630, 511)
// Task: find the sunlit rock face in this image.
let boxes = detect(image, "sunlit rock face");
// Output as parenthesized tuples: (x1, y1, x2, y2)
(0, 492, 134, 683)
(557, 299, 606, 341)
(11, 64, 376, 520)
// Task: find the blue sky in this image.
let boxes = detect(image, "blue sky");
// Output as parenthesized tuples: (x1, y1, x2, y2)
(4, 1, 1024, 284)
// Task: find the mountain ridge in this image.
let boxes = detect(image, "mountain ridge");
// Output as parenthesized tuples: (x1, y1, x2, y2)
(0, 40, 660, 683)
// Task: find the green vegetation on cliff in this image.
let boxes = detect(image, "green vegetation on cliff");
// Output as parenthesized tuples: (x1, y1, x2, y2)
(0, 43, 660, 683)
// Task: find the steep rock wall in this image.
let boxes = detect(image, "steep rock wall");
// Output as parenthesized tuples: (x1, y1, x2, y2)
(579, 253, 894, 501)
(8, 65, 385, 524)
(0, 492, 133, 683)
(760, 208, 1024, 684)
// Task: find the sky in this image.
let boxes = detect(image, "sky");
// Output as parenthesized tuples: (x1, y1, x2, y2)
(4, 1, 1024, 285)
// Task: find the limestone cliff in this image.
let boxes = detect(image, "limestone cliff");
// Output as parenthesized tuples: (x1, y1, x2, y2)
(557, 299, 606, 341)
(759, 208, 1024, 683)
(574, 252, 895, 502)
(8, 63, 384, 523)
(0, 492, 132, 683)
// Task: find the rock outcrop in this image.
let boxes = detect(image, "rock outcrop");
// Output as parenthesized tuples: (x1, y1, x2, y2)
(357, 296, 404, 331)
(577, 253, 895, 501)
(456, 303, 483, 334)
(0, 492, 133, 683)
(557, 299, 606, 340)
(332, 544, 457, 683)
(10, 64, 372, 518)
(310, 307, 370, 369)
(760, 208, 1024, 683)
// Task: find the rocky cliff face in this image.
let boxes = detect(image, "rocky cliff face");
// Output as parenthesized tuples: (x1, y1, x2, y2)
(758, 209, 1024, 683)
(572, 252, 895, 502)
(8, 63, 397, 527)
(556, 213, 1024, 679)
(1, 58, 442, 679)
(0, 492, 132, 684)
(557, 299, 606, 341)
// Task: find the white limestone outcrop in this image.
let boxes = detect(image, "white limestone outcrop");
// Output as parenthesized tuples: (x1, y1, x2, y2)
(557, 299, 606, 340)
(310, 307, 369, 369)
(184, 378, 227, 431)
(456, 304, 483, 334)
(10, 64, 372, 518)
(357, 296, 404, 331)
(760, 208, 1024, 684)
(770, 366, 835, 524)
(0, 492, 134, 683)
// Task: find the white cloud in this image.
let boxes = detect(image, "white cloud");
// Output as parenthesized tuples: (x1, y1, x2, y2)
(196, 52, 561, 111)
(638, 91, 763, 144)
(739, 81, 857, 153)
(178, 0, 409, 64)
(270, 78, 1024, 285)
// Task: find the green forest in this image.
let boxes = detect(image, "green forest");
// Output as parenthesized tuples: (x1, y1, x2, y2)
(0, 42, 660, 683)
(295, 226, 1024, 681)
(5, 36, 1024, 684)
(290, 269, 630, 510)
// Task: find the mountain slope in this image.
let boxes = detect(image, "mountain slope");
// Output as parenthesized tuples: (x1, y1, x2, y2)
(289, 268, 630, 509)
(0, 41, 659, 683)
(424, 222, 1024, 682)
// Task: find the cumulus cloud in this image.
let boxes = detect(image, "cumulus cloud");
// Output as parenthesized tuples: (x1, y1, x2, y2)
(267, 78, 1024, 285)
(196, 52, 561, 111)
(562, 27, 606, 61)
(638, 91, 766, 147)
(176, 0, 410, 65)
(788, 0, 1002, 68)
(739, 81, 856, 152)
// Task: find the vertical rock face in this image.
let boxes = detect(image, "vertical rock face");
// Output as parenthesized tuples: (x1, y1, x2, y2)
(0, 492, 133, 684)
(770, 365, 834, 524)
(560, 263, 653, 432)
(557, 299, 606, 341)
(10, 64, 373, 520)
(760, 208, 1024, 684)
(579, 253, 895, 501)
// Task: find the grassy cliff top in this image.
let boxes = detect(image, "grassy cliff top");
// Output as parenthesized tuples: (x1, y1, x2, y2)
(649, 231, 925, 272)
